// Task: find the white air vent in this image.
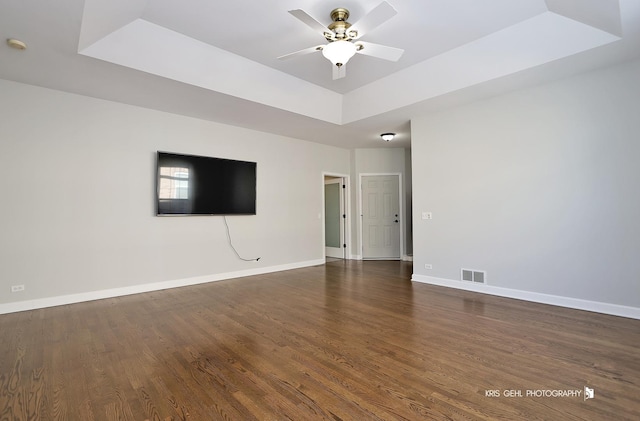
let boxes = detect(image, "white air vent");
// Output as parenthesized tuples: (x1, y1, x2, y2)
(461, 269, 486, 284)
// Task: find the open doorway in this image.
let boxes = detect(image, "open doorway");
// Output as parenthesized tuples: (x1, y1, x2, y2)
(323, 174, 350, 260)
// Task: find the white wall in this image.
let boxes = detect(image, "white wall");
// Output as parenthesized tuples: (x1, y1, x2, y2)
(411, 58, 640, 316)
(0, 80, 350, 309)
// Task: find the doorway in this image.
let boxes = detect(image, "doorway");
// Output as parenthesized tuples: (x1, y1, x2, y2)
(360, 174, 403, 260)
(323, 174, 350, 260)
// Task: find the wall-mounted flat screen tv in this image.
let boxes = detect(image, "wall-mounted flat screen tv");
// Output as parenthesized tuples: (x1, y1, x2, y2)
(156, 151, 256, 215)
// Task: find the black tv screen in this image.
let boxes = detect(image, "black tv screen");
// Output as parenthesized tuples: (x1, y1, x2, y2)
(156, 151, 256, 215)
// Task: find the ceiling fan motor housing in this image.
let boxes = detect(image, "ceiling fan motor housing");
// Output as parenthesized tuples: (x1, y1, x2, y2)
(330, 8, 350, 22)
(327, 8, 355, 41)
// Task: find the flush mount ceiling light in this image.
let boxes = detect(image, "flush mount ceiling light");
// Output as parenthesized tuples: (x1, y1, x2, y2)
(6, 38, 27, 50)
(380, 133, 395, 141)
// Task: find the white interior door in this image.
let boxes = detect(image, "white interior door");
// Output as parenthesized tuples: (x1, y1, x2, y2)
(325, 178, 345, 258)
(362, 175, 401, 260)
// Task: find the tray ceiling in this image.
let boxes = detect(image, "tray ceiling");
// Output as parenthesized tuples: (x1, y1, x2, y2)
(2, 0, 639, 148)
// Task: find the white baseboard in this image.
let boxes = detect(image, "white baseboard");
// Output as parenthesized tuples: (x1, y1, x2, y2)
(412, 274, 640, 320)
(0, 259, 325, 315)
(402, 255, 413, 262)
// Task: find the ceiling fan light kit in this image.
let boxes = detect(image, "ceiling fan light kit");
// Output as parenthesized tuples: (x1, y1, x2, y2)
(322, 40, 357, 67)
(278, 1, 404, 80)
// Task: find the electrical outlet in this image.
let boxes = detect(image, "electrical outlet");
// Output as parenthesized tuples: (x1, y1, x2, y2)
(11, 285, 25, 293)
(422, 212, 433, 220)
(424, 264, 433, 269)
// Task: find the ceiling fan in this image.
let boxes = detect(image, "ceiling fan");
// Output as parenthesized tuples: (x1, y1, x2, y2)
(278, 1, 404, 80)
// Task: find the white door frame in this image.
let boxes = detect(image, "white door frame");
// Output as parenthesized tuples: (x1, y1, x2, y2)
(324, 178, 344, 258)
(322, 172, 352, 260)
(358, 173, 404, 260)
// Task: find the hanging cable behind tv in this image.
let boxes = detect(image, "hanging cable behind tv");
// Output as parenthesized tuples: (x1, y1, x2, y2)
(223, 216, 261, 262)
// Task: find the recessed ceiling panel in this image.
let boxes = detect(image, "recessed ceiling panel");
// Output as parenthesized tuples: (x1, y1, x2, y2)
(79, 0, 622, 125)
(2, 0, 636, 150)
(140, 0, 550, 93)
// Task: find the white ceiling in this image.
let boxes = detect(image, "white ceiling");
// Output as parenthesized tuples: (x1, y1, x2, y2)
(2, 0, 640, 149)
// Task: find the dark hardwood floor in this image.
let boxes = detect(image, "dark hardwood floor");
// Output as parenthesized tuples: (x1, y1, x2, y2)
(1, 260, 639, 420)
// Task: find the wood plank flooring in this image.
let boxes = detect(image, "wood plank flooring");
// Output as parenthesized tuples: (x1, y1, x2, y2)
(1, 260, 639, 420)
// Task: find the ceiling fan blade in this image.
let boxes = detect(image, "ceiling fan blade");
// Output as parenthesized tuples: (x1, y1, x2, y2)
(348, 1, 397, 40)
(333, 64, 346, 80)
(355, 41, 404, 62)
(278, 45, 324, 60)
(288, 9, 329, 36)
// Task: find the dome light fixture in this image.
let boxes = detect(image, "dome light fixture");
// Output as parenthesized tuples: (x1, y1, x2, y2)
(322, 40, 357, 67)
(380, 133, 396, 142)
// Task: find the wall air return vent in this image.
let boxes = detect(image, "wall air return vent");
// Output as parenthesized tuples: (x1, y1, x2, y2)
(461, 269, 486, 284)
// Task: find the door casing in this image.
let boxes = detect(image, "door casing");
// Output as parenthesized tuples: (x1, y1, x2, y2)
(322, 172, 351, 260)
